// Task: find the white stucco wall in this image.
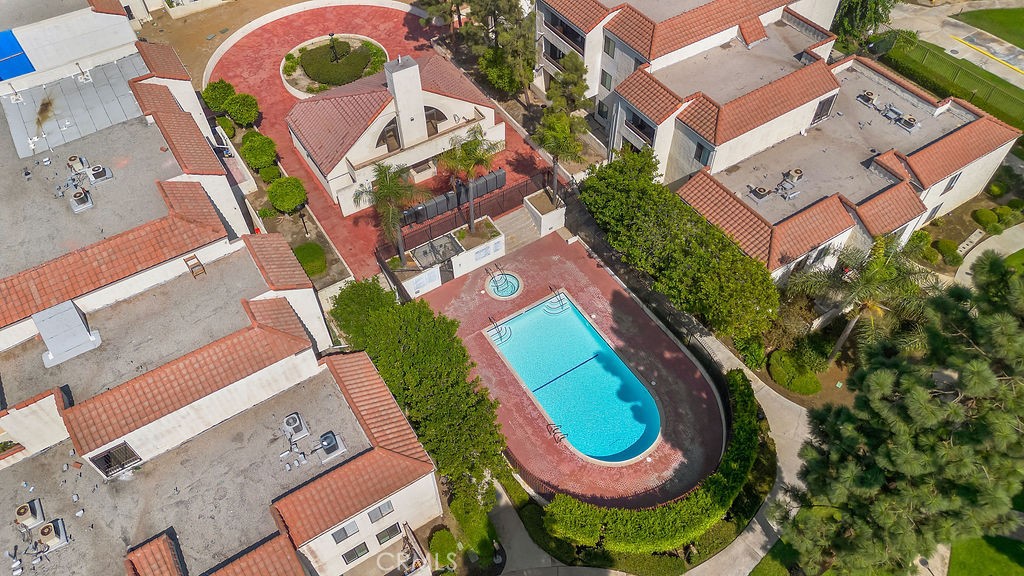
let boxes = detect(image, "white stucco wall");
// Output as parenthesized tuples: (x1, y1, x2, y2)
(524, 192, 566, 236)
(787, 0, 841, 31)
(298, 472, 442, 576)
(916, 138, 1016, 222)
(253, 289, 333, 353)
(84, 350, 321, 469)
(450, 232, 505, 278)
(0, 394, 70, 455)
(648, 26, 738, 73)
(402, 266, 443, 298)
(663, 120, 709, 185)
(771, 225, 854, 283)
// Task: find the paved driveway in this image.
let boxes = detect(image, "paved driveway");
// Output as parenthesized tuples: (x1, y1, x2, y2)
(955, 222, 1024, 284)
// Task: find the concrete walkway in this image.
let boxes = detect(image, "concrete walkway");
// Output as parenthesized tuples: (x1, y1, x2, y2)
(954, 222, 1024, 284)
(890, 0, 1024, 88)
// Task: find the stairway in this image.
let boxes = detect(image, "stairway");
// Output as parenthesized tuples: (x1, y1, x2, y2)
(494, 207, 540, 253)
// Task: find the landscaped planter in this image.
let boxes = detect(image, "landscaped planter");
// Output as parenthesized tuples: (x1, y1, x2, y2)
(391, 217, 505, 297)
(524, 190, 565, 237)
(450, 217, 505, 277)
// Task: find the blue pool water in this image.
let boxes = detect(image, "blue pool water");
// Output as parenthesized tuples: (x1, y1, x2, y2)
(489, 294, 661, 462)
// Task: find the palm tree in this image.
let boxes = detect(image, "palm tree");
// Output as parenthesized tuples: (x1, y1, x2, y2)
(533, 109, 585, 205)
(788, 237, 931, 362)
(355, 163, 429, 266)
(439, 125, 501, 232)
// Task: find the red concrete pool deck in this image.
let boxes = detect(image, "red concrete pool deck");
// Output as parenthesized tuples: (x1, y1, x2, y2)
(423, 234, 726, 507)
(210, 5, 546, 280)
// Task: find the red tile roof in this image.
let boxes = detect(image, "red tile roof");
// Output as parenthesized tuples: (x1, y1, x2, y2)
(605, 5, 658, 57)
(906, 115, 1021, 188)
(677, 61, 840, 144)
(872, 149, 912, 179)
(129, 80, 226, 176)
(125, 534, 185, 576)
(273, 447, 434, 546)
(325, 353, 432, 464)
(0, 182, 226, 329)
(542, 0, 612, 32)
(847, 182, 926, 237)
(243, 234, 313, 291)
(130, 79, 181, 115)
(738, 18, 767, 46)
(287, 54, 491, 173)
(209, 535, 305, 576)
(677, 172, 855, 270)
(768, 195, 854, 268)
(135, 42, 191, 81)
(677, 171, 772, 263)
(615, 69, 683, 124)
(64, 298, 310, 455)
(89, 0, 127, 16)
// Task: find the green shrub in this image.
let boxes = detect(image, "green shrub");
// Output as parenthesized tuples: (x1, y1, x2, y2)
(478, 47, 523, 95)
(256, 207, 278, 219)
(734, 336, 767, 370)
(429, 529, 458, 568)
(215, 116, 235, 139)
(768, 350, 821, 395)
(930, 216, 946, 227)
(934, 239, 963, 266)
(920, 246, 942, 264)
(450, 495, 497, 566)
(202, 79, 234, 112)
(985, 222, 1005, 236)
(239, 132, 277, 170)
(267, 177, 307, 213)
(995, 205, 1021, 226)
(988, 181, 1007, 197)
(544, 370, 760, 554)
(299, 42, 375, 86)
(362, 40, 387, 76)
(793, 335, 830, 374)
(1009, 199, 1024, 211)
(973, 208, 998, 227)
(224, 93, 259, 126)
(283, 57, 298, 76)
(905, 229, 931, 256)
(259, 165, 282, 184)
(292, 242, 327, 277)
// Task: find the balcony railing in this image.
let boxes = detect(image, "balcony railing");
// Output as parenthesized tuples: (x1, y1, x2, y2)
(544, 21, 585, 54)
(624, 119, 654, 145)
(543, 52, 565, 72)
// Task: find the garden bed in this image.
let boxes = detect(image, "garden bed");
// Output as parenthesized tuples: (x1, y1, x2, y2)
(455, 219, 500, 250)
(282, 36, 386, 94)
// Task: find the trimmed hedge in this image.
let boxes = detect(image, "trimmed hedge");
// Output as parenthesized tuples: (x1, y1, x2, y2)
(267, 177, 307, 213)
(988, 181, 1007, 198)
(920, 246, 941, 265)
(259, 165, 282, 184)
(300, 42, 374, 86)
(429, 530, 458, 568)
(292, 242, 327, 277)
(215, 116, 235, 140)
(544, 370, 760, 554)
(973, 208, 998, 227)
(202, 79, 234, 112)
(240, 132, 277, 170)
(995, 205, 1021, 226)
(767, 350, 821, 395)
(224, 93, 259, 126)
(934, 239, 963, 266)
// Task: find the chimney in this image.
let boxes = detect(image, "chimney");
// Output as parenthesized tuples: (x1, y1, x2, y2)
(384, 56, 428, 148)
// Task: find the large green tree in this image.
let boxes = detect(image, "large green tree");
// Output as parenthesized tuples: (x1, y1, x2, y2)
(546, 51, 591, 114)
(418, 0, 463, 36)
(833, 0, 896, 43)
(355, 163, 429, 264)
(462, 0, 535, 98)
(534, 109, 585, 204)
(579, 147, 779, 340)
(781, 252, 1024, 574)
(330, 279, 505, 510)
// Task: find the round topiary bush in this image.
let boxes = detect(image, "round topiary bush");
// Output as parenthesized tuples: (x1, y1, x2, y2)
(224, 93, 259, 126)
(240, 133, 277, 170)
(988, 182, 1007, 198)
(215, 116, 235, 140)
(292, 242, 327, 277)
(429, 529, 458, 569)
(267, 177, 307, 213)
(973, 208, 998, 227)
(259, 165, 282, 184)
(934, 239, 963, 266)
(1009, 198, 1024, 211)
(202, 79, 235, 112)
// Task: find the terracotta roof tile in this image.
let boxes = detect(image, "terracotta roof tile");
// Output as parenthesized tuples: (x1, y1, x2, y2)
(325, 353, 431, 464)
(738, 17, 767, 46)
(158, 180, 227, 233)
(605, 6, 658, 58)
(849, 182, 926, 237)
(248, 298, 311, 342)
(243, 234, 313, 291)
(907, 115, 1021, 187)
(273, 448, 434, 546)
(63, 298, 310, 455)
(89, 0, 127, 16)
(677, 94, 721, 144)
(676, 171, 772, 263)
(135, 42, 191, 82)
(125, 534, 184, 576)
(542, 0, 612, 32)
(872, 149, 911, 179)
(0, 182, 226, 328)
(419, 54, 493, 109)
(130, 79, 181, 116)
(615, 69, 682, 124)
(769, 195, 854, 269)
(154, 111, 226, 175)
(209, 535, 305, 576)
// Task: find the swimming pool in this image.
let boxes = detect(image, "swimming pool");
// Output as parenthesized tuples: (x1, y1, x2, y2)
(488, 294, 661, 463)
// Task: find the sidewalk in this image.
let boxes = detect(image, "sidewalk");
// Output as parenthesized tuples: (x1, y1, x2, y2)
(954, 222, 1024, 285)
(890, 0, 1024, 88)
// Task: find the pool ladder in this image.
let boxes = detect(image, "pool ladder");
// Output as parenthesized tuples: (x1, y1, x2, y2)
(547, 423, 568, 444)
(486, 264, 515, 294)
(486, 316, 512, 344)
(543, 287, 570, 315)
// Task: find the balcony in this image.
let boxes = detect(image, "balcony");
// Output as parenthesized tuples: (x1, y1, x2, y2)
(544, 20, 585, 55)
(624, 119, 654, 145)
(543, 52, 565, 72)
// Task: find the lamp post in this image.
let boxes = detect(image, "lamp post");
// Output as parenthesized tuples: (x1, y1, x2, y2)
(329, 33, 339, 62)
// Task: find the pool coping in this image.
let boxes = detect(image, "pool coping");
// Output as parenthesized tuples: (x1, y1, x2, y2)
(484, 271, 523, 300)
(482, 289, 666, 468)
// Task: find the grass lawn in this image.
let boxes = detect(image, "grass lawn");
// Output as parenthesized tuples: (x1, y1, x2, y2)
(949, 536, 1024, 576)
(1005, 247, 1024, 274)
(952, 9, 1024, 51)
(750, 540, 799, 576)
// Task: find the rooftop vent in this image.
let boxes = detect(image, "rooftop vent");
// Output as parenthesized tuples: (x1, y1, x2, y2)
(67, 155, 88, 173)
(319, 431, 347, 463)
(750, 186, 771, 201)
(282, 412, 310, 441)
(36, 519, 68, 551)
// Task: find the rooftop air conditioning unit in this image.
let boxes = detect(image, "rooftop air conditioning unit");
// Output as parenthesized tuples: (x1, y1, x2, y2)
(67, 155, 88, 173)
(857, 90, 877, 106)
(785, 168, 804, 183)
(319, 431, 346, 462)
(88, 165, 112, 184)
(282, 412, 310, 441)
(37, 519, 67, 550)
(70, 190, 94, 213)
(15, 500, 44, 530)
(897, 115, 919, 133)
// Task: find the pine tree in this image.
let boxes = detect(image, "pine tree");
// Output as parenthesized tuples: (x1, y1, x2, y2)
(546, 52, 591, 114)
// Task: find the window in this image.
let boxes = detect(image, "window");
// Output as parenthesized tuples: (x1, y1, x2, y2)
(600, 70, 612, 91)
(633, 57, 643, 72)
(342, 542, 369, 564)
(626, 111, 655, 143)
(425, 106, 448, 137)
(693, 142, 711, 166)
(123, 4, 134, 19)
(332, 520, 359, 544)
(811, 94, 836, 124)
(597, 101, 609, 119)
(943, 172, 961, 193)
(368, 500, 394, 523)
(376, 119, 400, 152)
(603, 36, 616, 57)
(376, 523, 402, 545)
(90, 443, 141, 477)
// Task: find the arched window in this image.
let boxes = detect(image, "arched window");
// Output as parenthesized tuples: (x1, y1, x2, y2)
(425, 107, 448, 136)
(376, 118, 400, 152)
